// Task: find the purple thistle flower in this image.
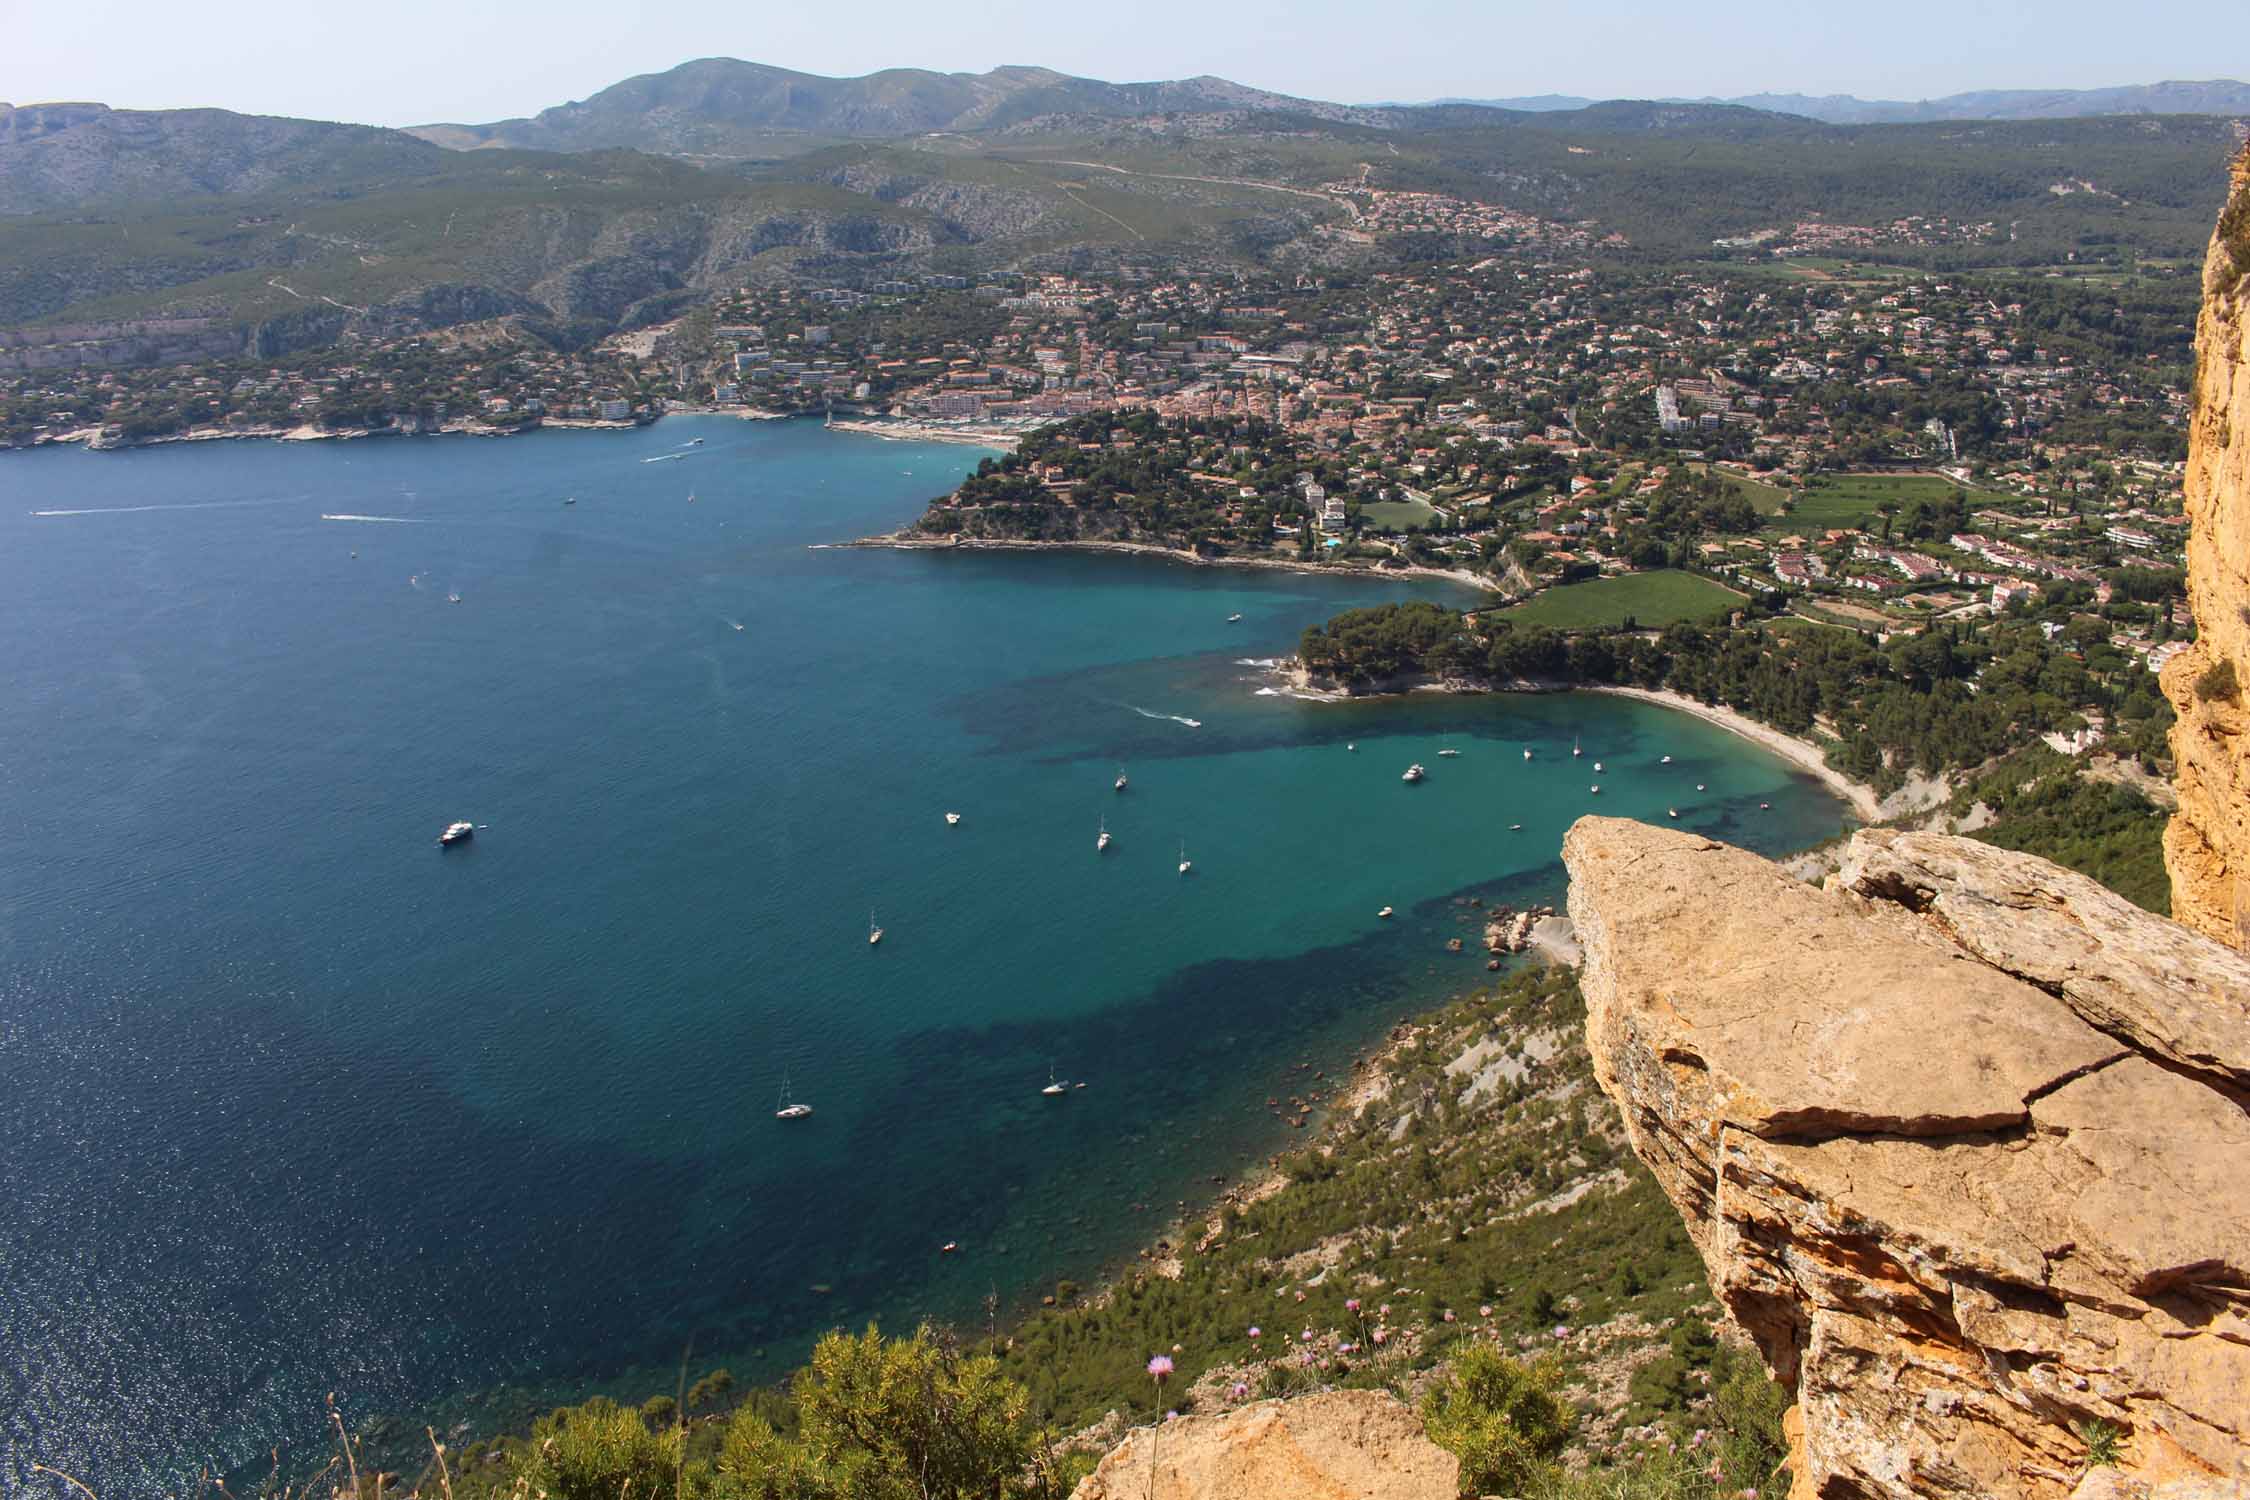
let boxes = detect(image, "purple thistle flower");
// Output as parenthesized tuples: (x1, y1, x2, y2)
(1147, 1354, 1175, 1379)
(1247, 1325, 1262, 1339)
(1344, 1298, 1361, 1313)
(1230, 1382, 1249, 1400)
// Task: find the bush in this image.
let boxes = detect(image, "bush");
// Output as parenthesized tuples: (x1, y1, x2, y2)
(2194, 657, 2238, 703)
(1420, 1345, 1575, 1496)
(520, 1398, 683, 1500)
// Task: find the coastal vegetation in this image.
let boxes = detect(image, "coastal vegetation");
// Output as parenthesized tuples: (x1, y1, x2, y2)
(1498, 572, 1742, 631)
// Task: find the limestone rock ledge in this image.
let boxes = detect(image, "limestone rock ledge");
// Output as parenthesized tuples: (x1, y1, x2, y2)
(1070, 1389, 1457, 1500)
(1564, 817, 2250, 1500)
(2162, 144, 2250, 949)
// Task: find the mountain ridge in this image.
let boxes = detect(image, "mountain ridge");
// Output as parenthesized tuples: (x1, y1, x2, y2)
(1408, 77, 2250, 124)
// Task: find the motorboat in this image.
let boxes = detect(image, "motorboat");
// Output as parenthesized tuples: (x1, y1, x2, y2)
(1115, 767, 1129, 792)
(1377, 906, 1394, 919)
(945, 812, 962, 826)
(439, 821, 475, 846)
(1402, 764, 1426, 783)
(1097, 816, 1112, 853)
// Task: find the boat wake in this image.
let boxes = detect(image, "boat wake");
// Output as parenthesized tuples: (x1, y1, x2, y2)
(641, 453, 688, 464)
(1128, 705, 1202, 729)
(321, 513, 425, 523)
(31, 497, 301, 518)
(1233, 657, 1280, 668)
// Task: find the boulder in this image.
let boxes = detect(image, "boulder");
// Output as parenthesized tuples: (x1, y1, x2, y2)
(1069, 1389, 1457, 1500)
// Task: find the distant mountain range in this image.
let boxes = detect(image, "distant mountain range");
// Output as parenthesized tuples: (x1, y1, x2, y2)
(406, 60, 1385, 156)
(1412, 79, 2250, 125)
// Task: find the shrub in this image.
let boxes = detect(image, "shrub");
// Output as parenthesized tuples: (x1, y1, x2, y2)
(2194, 657, 2238, 703)
(520, 1398, 682, 1500)
(1420, 1346, 1575, 1496)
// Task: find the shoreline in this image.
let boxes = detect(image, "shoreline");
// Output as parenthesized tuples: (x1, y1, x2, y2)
(833, 530, 1502, 594)
(1576, 684, 1884, 822)
(823, 417, 1028, 450)
(4, 404, 803, 455)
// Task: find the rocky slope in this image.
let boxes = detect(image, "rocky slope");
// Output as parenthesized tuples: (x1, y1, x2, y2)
(2163, 145, 2250, 950)
(1070, 1390, 1456, 1500)
(1564, 817, 2249, 1498)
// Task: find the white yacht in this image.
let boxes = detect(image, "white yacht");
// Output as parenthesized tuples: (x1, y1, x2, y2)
(1042, 1067, 1069, 1097)
(775, 1075, 812, 1121)
(945, 811, 962, 826)
(1114, 767, 1129, 792)
(1661, 754, 1674, 764)
(1522, 747, 1532, 761)
(868, 910, 883, 946)
(1590, 784, 1602, 794)
(447, 592, 463, 604)
(1402, 763, 1426, 783)
(1377, 905, 1394, 919)
(1178, 840, 1192, 876)
(439, 820, 475, 846)
(1573, 737, 1582, 758)
(1668, 808, 1680, 819)
(1696, 783, 1707, 792)
(1227, 612, 1244, 622)
(1593, 760, 1604, 773)
(1097, 816, 1112, 853)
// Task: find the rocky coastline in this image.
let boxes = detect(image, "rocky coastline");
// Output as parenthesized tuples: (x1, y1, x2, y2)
(833, 529, 1503, 592)
(1, 404, 799, 455)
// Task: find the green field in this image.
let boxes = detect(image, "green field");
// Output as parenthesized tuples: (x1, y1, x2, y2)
(1785, 472, 1965, 531)
(1502, 570, 1744, 630)
(1696, 464, 1794, 516)
(1361, 496, 1442, 531)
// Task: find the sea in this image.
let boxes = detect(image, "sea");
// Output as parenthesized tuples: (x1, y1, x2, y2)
(0, 415, 1850, 1491)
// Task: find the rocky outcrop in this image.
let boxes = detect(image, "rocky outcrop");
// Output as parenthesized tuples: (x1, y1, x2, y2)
(1069, 1390, 1456, 1500)
(1564, 817, 2250, 1499)
(2162, 145, 2250, 950)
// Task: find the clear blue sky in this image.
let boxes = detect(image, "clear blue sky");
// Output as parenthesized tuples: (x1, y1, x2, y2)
(4, 0, 2244, 126)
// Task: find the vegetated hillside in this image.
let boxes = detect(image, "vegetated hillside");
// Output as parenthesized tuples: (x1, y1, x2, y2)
(0, 102, 450, 215)
(1378, 110, 2246, 259)
(408, 58, 1385, 158)
(1415, 80, 2250, 125)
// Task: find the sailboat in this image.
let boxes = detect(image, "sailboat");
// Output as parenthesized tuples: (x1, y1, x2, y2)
(868, 909, 883, 946)
(1041, 1066, 1069, 1097)
(1178, 840, 1192, 876)
(1097, 816, 1112, 853)
(1437, 737, 1460, 758)
(1573, 736, 1582, 758)
(1522, 747, 1532, 761)
(1114, 766, 1129, 792)
(775, 1074, 812, 1121)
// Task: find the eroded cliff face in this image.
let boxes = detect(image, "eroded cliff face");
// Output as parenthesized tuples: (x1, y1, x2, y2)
(2163, 146, 2250, 949)
(1564, 818, 2250, 1500)
(1069, 1390, 1456, 1500)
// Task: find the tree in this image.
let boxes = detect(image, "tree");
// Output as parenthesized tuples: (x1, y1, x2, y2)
(1419, 1346, 1574, 1495)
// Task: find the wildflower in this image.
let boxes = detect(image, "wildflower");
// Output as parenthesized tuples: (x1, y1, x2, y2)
(1442, 1309, 1456, 1322)
(1247, 1326, 1262, 1339)
(1378, 1304, 1390, 1316)
(1552, 1324, 1570, 1340)
(1372, 1328, 1388, 1345)
(1147, 1354, 1175, 1379)
(1293, 1290, 1306, 1302)
(1337, 1342, 1355, 1354)
(1479, 1305, 1493, 1318)
(1165, 1411, 1179, 1423)
(1231, 1382, 1249, 1400)
(1344, 1298, 1361, 1313)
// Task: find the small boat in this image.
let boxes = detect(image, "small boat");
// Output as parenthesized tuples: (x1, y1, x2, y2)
(1668, 808, 1680, 819)
(1696, 783, 1707, 792)
(1661, 755, 1674, 765)
(688, 438, 704, 446)
(1760, 802, 1771, 810)
(940, 1241, 957, 1253)
(1573, 737, 1582, 757)
(1347, 743, 1356, 752)
(775, 1075, 812, 1121)
(1042, 1067, 1069, 1097)
(1509, 823, 1523, 831)
(563, 496, 576, 506)
(1377, 906, 1394, 919)
(1402, 763, 1426, 783)
(447, 592, 463, 604)
(1437, 743, 1460, 757)
(350, 548, 357, 558)
(1522, 748, 1532, 761)
(868, 909, 883, 946)
(687, 491, 697, 504)
(1594, 761, 1604, 773)
(1178, 840, 1192, 876)
(732, 622, 745, 632)
(438, 820, 475, 846)
(1114, 766, 1129, 792)
(945, 812, 962, 826)
(1590, 784, 1601, 794)
(1097, 816, 1112, 853)
(1227, 612, 1244, 622)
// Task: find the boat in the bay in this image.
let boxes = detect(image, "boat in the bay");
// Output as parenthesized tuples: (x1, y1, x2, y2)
(439, 820, 475, 846)
(775, 1075, 812, 1121)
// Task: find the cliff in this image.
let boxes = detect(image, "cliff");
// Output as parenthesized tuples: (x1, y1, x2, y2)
(1564, 817, 2250, 1498)
(2162, 145, 2250, 949)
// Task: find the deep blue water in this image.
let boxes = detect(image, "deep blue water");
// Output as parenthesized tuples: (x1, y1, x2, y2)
(0, 416, 1848, 1491)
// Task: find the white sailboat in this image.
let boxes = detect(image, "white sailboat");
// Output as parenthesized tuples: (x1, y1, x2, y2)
(868, 909, 883, 946)
(1178, 840, 1192, 876)
(1522, 747, 1532, 761)
(775, 1074, 812, 1121)
(1042, 1066, 1069, 1097)
(1097, 815, 1112, 853)
(1114, 766, 1129, 792)
(1573, 736, 1582, 758)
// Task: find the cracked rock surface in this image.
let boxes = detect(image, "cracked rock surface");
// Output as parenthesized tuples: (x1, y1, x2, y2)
(1565, 818, 2250, 1500)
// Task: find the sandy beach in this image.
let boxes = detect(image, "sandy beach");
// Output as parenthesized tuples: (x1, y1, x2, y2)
(1577, 684, 1883, 821)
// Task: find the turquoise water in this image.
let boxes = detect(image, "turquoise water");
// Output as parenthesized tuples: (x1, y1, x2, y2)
(0, 417, 1848, 1489)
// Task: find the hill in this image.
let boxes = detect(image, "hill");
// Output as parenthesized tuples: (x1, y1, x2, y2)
(1412, 78, 2250, 125)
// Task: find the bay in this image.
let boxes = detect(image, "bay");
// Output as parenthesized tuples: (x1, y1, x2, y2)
(0, 416, 1847, 1488)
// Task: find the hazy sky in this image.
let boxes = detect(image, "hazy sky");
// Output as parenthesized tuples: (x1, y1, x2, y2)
(5, 0, 2245, 127)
